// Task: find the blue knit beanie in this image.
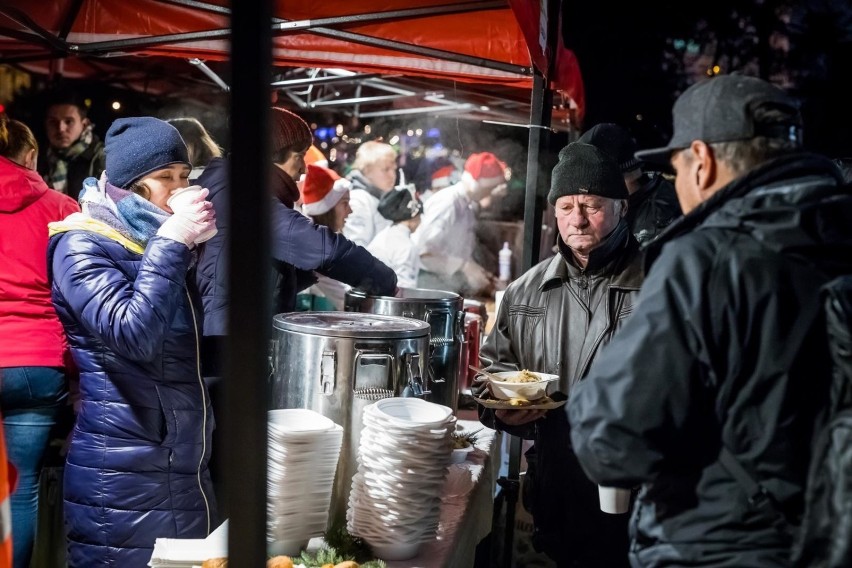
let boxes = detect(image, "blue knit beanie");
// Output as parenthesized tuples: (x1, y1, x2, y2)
(105, 117, 191, 189)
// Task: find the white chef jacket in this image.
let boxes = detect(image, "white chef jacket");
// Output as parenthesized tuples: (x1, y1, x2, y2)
(342, 189, 392, 247)
(412, 182, 474, 276)
(367, 224, 421, 289)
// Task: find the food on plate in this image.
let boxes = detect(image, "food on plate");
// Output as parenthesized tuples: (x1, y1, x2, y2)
(267, 556, 294, 568)
(202, 559, 228, 568)
(501, 369, 541, 383)
(333, 562, 361, 568)
(451, 430, 479, 449)
(508, 397, 533, 407)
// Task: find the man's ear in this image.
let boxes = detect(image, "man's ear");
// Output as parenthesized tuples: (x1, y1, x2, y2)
(82, 117, 91, 129)
(691, 141, 717, 192)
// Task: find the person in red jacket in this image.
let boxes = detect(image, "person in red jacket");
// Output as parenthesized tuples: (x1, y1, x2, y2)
(0, 418, 17, 568)
(0, 114, 79, 568)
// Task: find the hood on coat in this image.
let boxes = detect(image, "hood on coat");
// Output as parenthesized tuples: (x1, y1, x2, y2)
(646, 153, 852, 270)
(48, 213, 146, 255)
(0, 155, 50, 213)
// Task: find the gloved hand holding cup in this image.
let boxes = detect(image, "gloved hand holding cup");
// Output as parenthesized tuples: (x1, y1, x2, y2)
(157, 185, 218, 247)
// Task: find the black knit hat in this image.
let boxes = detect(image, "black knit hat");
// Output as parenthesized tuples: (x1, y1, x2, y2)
(105, 117, 190, 189)
(378, 187, 423, 222)
(577, 123, 640, 173)
(547, 142, 629, 205)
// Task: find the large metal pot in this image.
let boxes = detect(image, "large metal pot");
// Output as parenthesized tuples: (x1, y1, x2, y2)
(345, 287, 464, 413)
(269, 312, 430, 525)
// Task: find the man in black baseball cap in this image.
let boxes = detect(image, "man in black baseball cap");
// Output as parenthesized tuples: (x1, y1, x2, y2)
(568, 73, 852, 567)
(636, 73, 802, 167)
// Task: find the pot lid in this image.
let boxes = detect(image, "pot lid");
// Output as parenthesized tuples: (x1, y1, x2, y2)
(273, 312, 430, 338)
(347, 286, 461, 302)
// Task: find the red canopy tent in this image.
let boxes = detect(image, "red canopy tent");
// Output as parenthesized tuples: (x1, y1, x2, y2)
(1, 3, 582, 565)
(0, 0, 584, 127)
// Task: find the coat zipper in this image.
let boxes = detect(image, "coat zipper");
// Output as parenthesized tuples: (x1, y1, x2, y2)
(186, 286, 212, 534)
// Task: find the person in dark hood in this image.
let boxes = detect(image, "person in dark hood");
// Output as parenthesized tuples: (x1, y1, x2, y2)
(194, 108, 397, 516)
(38, 91, 106, 201)
(474, 142, 643, 568)
(578, 122, 681, 244)
(567, 74, 852, 567)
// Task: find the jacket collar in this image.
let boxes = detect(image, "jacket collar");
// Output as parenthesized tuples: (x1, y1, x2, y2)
(540, 219, 642, 291)
(348, 169, 384, 200)
(643, 152, 843, 267)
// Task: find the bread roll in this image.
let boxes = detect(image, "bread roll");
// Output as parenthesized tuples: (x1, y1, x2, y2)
(201, 558, 227, 568)
(266, 556, 294, 568)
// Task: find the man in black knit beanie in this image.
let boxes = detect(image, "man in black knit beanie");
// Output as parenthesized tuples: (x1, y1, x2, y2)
(474, 142, 643, 568)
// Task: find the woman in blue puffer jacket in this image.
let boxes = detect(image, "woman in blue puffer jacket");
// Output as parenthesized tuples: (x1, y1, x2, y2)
(47, 117, 218, 567)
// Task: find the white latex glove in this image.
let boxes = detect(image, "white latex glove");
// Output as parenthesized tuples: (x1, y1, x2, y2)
(157, 188, 217, 247)
(460, 260, 493, 295)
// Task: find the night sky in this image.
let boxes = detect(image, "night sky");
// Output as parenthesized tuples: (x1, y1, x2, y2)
(562, 0, 852, 158)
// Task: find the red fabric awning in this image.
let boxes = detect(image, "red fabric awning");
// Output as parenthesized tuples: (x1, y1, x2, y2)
(0, 0, 584, 122)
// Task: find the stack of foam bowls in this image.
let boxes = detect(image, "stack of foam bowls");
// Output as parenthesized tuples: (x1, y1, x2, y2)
(267, 409, 343, 556)
(347, 397, 455, 561)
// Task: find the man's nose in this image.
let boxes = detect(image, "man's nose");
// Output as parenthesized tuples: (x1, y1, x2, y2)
(568, 210, 589, 226)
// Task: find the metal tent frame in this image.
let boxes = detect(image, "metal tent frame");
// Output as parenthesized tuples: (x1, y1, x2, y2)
(1, 1, 575, 565)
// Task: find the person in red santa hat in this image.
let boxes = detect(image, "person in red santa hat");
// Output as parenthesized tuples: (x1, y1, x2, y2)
(301, 163, 352, 232)
(299, 164, 355, 309)
(413, 151, 506, 296)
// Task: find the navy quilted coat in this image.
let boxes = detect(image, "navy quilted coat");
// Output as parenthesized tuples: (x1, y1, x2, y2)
(48, 229, 215, 567)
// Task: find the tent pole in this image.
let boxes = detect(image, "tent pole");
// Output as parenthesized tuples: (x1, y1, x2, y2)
(227, 0, 271, 566)
(522, 70, 552, 272)
(494, 68, 553, 568)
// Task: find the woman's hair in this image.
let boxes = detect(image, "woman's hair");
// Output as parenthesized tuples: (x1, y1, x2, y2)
(352, 141, 397, 171)
(0, 113, 38, 163)
(309, 210, 339, 232)
(271, 140, 312, 165)
(128, 180, 151, 200)
(166, 117, 222, 166)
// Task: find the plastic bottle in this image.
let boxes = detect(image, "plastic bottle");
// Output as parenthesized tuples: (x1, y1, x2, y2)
(498, 241, 512, 282)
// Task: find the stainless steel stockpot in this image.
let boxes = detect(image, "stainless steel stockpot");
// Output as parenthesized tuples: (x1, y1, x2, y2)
(344, 287, 465, 413)
(269, 311, 430, 525)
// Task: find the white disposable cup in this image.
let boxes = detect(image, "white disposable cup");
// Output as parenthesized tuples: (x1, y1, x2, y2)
(167, 185, 217, 243)
(598, 485, 631, 514)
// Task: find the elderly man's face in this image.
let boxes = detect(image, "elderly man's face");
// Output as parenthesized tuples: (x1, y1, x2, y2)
(554, 194, 625, 257)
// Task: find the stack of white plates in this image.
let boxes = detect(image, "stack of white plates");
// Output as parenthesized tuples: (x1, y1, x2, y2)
(347, 397, 455, 561)
(267, 409, 343, 556)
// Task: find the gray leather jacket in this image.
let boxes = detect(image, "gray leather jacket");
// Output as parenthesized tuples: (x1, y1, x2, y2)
(478, 220, 644, 399)
(474, 220, 644, 564)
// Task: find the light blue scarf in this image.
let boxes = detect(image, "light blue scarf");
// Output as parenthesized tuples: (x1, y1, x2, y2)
(79, 173, 170, 247)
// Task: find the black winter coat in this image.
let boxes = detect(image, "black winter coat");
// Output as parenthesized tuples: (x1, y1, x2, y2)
(195, 157, 397, 341)
(627, 173, 681, 245)
(568, 154, 852, 567)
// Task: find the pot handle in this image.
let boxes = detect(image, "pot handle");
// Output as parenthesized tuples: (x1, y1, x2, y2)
(401, 352, 431, 398)
(320, 350, 337, 395)
(353, 350, 396, 392)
